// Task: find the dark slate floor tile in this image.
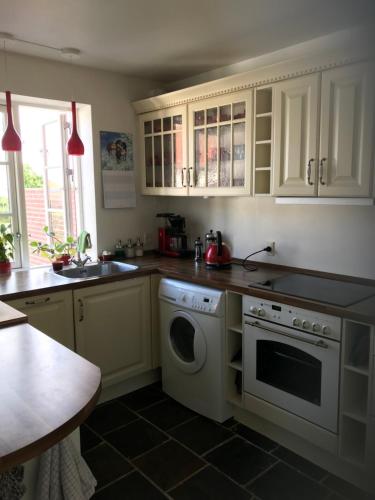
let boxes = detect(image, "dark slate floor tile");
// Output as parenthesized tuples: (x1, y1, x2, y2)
(93, 471, 167, 500)
(272, 445, 327, 480)
(106, 418, 169, 459)
(170, 466, 252, 500)
(222, 417, 237, 429)
(235, 424, 278, 452)
(205, 437, 276, 485)
(119, 384, 167, 411)
(83, 443, 132, 489)
(85, 400, 138, 435)
(323, 474, 370, 500)
(134, 440, 204, 491)
(170, 416, 233, 455)
(80, 424, 102, 453)
(248, 462, 331, 500)
(140, 398, 196, 431)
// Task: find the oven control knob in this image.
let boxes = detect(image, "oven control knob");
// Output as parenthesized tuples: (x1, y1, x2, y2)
(302, 320, 310, 329)
(312, 323, 321, 333)
(292, 317, 301, 327)
(257, 308, 266, 317)
(250, 306, 258, 315)
(322, 325, 330, 335)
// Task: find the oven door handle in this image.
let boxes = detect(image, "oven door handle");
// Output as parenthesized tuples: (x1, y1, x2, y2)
(244, 320, 329, 349)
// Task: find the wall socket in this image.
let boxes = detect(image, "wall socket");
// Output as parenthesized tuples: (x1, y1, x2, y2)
(266, 241, 275, 256)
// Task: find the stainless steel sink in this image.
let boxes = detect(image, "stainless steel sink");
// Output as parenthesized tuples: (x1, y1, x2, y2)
(53, 261, 138, 280)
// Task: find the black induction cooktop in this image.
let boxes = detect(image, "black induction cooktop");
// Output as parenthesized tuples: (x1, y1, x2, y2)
(248, 273, 375, 307)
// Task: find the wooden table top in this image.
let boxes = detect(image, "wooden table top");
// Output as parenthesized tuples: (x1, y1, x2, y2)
(0, 301, 27, 328)
(0, 323, 101, 472)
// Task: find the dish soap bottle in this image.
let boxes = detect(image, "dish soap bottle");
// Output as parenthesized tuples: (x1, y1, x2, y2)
(114, 239, 125, 258)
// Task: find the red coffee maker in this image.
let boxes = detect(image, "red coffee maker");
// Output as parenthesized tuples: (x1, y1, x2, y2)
(205, 230, 232, 268)
(157, 213, 190, 257)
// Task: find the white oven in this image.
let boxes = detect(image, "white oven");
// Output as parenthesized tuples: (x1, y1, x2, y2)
(243, 297, 342, 433)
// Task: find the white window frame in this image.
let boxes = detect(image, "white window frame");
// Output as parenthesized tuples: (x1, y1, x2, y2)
(1, 99, 84, 269)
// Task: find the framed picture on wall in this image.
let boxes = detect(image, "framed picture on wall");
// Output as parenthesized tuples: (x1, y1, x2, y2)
(100, 131, 136, 208)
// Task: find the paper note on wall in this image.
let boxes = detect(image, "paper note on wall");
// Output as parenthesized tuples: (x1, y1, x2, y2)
(102, 170, 136, 208)
(100, 130, 136, 208)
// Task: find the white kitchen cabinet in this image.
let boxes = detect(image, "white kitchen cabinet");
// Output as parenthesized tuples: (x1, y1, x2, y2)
(6, 290, 75, 350)
(273, 62, 374, 198)
(139, 105, 188, 195)
(319, 63, 374, 197)
(74, 277, 151, 387)
(272, 74, 320, 196)
(188, 90, 252, 196)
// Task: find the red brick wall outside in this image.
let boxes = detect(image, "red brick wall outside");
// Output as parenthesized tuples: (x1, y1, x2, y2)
(25, 188, 77, 266)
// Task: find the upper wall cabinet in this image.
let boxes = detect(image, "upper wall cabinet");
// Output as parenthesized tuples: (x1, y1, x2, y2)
(139, 105, 188, 195)
(319, 63, 374, 197)
(188, 91, 252, 196)
(272, 74, 320, 196)
(272, 62, 374, 197)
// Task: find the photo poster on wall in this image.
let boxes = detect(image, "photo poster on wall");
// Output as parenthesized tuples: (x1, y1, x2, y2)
(100, 130, 136, 208)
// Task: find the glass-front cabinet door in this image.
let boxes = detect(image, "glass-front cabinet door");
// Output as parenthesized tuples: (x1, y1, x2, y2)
(139, 105, 188, 195)
(188, 90, 252, 196)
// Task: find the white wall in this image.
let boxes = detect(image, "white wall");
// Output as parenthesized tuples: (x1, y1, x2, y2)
(165, 196, 375, 279)
(1, 50, 166, 253)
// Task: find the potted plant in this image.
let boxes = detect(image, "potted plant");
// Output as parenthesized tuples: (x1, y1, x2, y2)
(30, 226, 76, 268)
(0, 223, 14, 274)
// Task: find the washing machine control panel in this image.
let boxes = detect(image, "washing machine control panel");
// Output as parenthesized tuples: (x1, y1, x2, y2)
(176, 291, 222, 315)
(159, 279, 225, 317)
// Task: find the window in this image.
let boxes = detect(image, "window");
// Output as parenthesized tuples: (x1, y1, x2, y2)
(0, 100, 83, 268)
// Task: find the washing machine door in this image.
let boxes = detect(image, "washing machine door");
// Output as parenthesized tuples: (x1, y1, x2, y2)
(168, 310, 207, 374)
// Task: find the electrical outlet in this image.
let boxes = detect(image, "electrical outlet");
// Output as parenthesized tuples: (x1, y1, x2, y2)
(266, 241, 275, 256)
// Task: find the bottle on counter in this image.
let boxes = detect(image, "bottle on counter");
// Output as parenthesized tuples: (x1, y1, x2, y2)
(125, 238, 135, 258)
(135, 237, 144, 257)
(114, 239, 125, 258)
(194, 236, 203, 262)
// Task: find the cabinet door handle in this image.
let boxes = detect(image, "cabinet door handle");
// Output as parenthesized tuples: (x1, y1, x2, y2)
(182, 167, 187, 187)
(307, 158, 314, 185)
(78, 299, 84, 322)
(25, 297, 51, 305)
(188, 167, 194, 187)
(319, 158, 327, 185)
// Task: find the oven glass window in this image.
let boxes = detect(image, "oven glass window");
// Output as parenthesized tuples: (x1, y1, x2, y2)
(256, 340, 322, 405)
(170, 317, 195, 363)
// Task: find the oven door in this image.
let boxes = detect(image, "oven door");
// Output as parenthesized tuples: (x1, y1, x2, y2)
(243, 319, 340, 433)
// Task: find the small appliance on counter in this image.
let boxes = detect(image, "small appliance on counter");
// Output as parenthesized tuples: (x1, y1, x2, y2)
(156, 213, 191, 257)
(204, 230, 232, 269)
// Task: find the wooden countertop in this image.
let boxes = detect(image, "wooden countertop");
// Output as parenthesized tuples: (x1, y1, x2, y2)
(0, 255, 374, 324)
(0, 323, 101, 473)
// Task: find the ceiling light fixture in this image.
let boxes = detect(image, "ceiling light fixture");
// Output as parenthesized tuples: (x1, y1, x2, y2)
(0, 33, 21, 152)
(62, 48, 84, 156)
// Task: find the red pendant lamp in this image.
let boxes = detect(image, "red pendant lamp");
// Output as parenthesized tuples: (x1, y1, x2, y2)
(61, 48, 84, 156)
(67, 101, 84, 155)
(2, 90, 21, 152)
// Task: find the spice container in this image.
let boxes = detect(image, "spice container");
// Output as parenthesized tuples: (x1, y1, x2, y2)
(125, 239, 135, 258)
(135, 237, 144, 257)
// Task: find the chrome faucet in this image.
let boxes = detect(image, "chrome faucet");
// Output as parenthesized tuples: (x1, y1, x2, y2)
(71, 251, 92, 268)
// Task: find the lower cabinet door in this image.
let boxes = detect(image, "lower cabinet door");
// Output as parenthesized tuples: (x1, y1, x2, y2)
(74, 277, 151, 386)
(6, 290, 75, 350)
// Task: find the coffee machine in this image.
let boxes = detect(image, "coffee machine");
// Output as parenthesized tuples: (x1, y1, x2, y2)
(156, 213, 190, 257)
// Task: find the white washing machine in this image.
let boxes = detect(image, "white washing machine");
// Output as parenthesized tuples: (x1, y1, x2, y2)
(159, 278, 232, 422)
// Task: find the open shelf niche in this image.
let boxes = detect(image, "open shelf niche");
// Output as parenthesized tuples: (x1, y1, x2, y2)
(253, 86, 273, 195)
(339, 320, 374, 469)
(225, 291, 243, 407)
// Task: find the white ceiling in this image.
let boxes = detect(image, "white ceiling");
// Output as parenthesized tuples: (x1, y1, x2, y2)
(0, 0, 373, 83)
